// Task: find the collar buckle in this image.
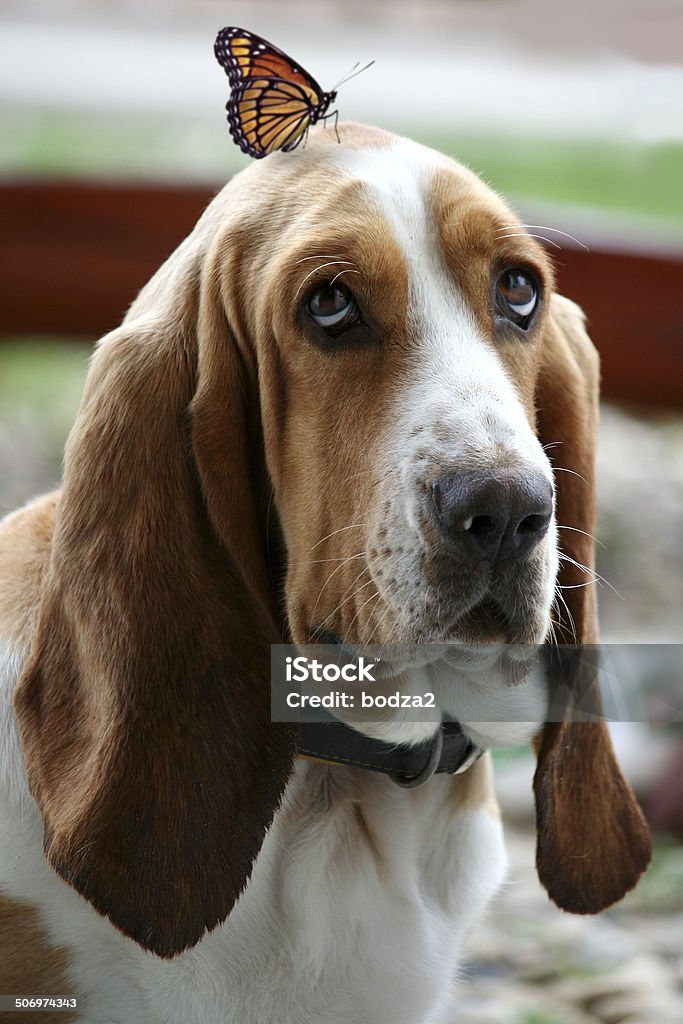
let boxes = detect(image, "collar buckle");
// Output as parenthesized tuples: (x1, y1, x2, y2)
(390, 727, 444, 788)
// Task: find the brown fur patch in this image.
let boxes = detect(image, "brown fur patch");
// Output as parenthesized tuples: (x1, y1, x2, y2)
(0, 894, 78, 1023)
(0, 494, 58, 650)
(452, 754, 500, 820)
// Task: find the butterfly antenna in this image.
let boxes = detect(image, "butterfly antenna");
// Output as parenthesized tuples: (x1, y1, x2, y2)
(332, 60, 375, 92)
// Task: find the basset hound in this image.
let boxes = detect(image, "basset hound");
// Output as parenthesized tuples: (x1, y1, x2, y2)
(0, 123, 651, 1024)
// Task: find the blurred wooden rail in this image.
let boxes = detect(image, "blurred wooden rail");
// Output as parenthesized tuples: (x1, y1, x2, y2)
(1, 180, 682, 409)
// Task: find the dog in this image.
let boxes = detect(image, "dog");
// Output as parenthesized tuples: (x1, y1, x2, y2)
(0, 123, 650, 1023)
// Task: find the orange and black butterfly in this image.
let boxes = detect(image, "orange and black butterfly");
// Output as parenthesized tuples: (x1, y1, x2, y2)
(214, 27, 371, 159)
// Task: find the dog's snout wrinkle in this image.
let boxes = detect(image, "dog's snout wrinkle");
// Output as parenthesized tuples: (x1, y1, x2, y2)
(429, 469, 553, 562)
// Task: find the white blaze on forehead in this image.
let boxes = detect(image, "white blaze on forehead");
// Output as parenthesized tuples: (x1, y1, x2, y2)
(334, 142, 535, 443)
(334, 138, 452, 283)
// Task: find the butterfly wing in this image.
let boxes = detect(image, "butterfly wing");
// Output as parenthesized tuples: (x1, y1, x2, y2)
(227, 77, 317, 159)
(215, 26, 324, 104)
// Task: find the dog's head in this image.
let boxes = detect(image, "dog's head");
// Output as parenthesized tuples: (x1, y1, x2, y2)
(261, 136, 557, 651)
(15, 124, 650, 957)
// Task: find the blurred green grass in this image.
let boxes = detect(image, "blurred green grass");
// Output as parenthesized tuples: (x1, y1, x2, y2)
(427, 133, 683, 226)
(0, 340, 89, 409)
(0, 340, 90, 441)
(619, 835, 683, 914)
(3, 109, 683, 227)
(0, 340, 90, 512)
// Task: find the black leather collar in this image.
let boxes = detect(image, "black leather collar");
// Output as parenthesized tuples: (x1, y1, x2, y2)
(297, 715, 484, 788)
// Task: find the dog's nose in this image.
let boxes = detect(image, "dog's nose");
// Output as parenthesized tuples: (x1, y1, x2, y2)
(429, 469, 553, 561)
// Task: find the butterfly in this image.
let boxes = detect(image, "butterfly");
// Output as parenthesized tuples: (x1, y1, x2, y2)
(214, 27, 372, 159)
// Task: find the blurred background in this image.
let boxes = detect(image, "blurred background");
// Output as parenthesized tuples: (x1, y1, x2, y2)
(1, 2, 682, 1021)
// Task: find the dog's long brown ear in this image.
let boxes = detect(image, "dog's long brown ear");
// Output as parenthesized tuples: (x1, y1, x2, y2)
(14, 213, 295, 958)
(533, 294, 651, 913)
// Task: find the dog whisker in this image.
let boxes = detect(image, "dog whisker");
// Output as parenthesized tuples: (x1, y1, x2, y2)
(553, 586, 578, 644)
(360, 574, 403, 653)
(520, 224, 590, 252)
(558, 552, 624, 600)
(330, 268, 361, 285)
(496, 223, 589, 253)
(341, 588, 383, 647)
(296, 259, 358, 297)
(314, 573, 375, 638)
(310, 524, 367, 551)
(497, 231, 562, 250)
(289, 553, 366, 568)
(552, 466, 589, 486)
(308, 555, 369, 633)
(556, 524, 604, 548)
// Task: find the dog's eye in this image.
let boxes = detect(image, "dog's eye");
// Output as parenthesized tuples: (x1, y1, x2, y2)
(496, 269, 538, 329)
(306, 282, 359, 334)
